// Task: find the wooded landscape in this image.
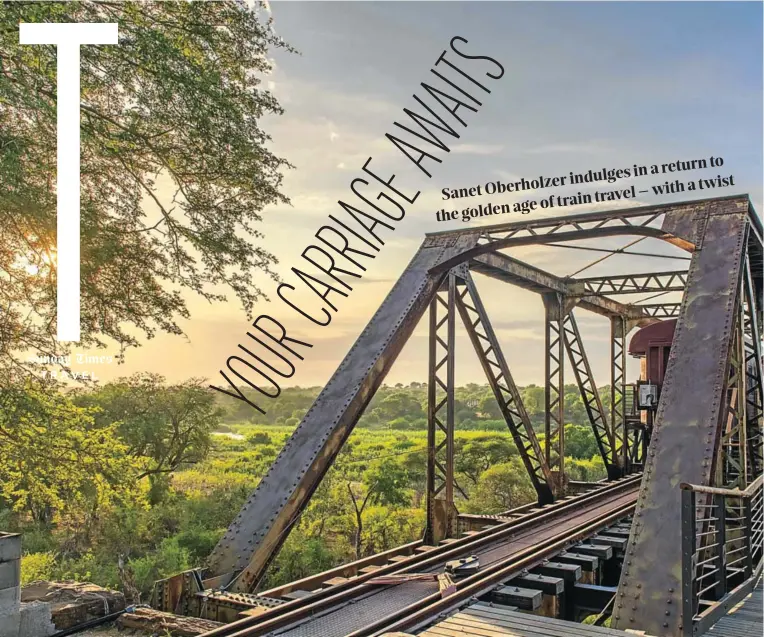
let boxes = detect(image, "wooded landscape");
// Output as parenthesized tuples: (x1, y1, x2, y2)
(0, 0, 606, 606)
(1, 378, 606, 600)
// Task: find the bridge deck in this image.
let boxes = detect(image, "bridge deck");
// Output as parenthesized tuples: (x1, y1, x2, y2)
(419, 602, 641, 637)
(263, 484, 637, 637)
(705, 579, 763, 637)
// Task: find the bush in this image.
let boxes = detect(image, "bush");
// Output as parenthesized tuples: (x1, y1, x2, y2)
(174, 528, 221, 563)
(21, 552, 56, 585)
(129, 537, 191, 597)
(247, 432, 272, 446)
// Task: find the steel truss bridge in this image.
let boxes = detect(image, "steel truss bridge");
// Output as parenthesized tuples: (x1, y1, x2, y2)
(156, 194, 763, 637)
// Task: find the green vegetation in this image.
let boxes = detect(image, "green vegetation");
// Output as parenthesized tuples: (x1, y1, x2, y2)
(0, 1, 293, 381)
(1, 379, 607, 600)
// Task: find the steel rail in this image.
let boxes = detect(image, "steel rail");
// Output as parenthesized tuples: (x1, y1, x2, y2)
(204, 476, 641, 637)
(359, 498, 637, 637)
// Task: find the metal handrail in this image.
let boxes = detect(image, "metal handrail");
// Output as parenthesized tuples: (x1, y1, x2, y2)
(681, 476, 763, 636)
(680, 474, 763, 497)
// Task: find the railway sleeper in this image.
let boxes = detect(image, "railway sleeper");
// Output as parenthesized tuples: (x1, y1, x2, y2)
(505, 572, 565, 618)
(574, 541, 625, 586)
(589, 534, 628, 553)
(486, 584, 543, 612)
(532, 561, 582, 620)
(555, 552, 600, 585)
(599, 524, 632, 538)
(571, 582, 618, 621)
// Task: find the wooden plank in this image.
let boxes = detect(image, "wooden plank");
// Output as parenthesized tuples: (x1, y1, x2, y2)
(450, 607, 637, 637)
(444, 613, 584, 637)
(442, 616, 553, 637)
(444, 614, 616, 637)
(426, 622, 516, 637)
(322, 577, 348, 586)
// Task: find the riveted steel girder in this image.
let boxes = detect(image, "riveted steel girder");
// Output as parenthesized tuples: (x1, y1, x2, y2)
(612, 198, 754, 636)
(204, 195, 757, 601)
(424, 270, 461, 544)
(611, 316, 628, 474)
(574, 270, 688, 296)
(543, 292, 567, 495)
(205, 233, 479, 592)
(454, 270, 555, 504)
(562, 311, 618, 477)
(471, 251, 654, 320)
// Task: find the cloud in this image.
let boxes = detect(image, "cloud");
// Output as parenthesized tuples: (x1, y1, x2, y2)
(451, 143, 504, 155)
(523, 141, 610, 155)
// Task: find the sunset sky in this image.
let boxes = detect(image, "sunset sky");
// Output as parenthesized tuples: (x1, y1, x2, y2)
(74, 1, 763, 393)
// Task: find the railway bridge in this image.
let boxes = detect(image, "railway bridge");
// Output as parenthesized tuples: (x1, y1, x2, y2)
(154, 194, 763, 637)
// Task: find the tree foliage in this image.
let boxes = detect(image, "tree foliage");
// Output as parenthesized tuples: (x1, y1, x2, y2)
(0, 1, 294, 378)
(77, 373, 223, 496)
(0, 379, 140, 525)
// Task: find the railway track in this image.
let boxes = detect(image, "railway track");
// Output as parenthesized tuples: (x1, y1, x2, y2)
(199, 475, 641, 637)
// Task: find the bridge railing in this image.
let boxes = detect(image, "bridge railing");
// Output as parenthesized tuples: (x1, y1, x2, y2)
(681, 474, 763, 636)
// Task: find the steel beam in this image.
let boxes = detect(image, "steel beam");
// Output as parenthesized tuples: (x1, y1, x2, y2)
(471, 252, 651, 320)
(574, 271, 688, 296)
(543, 292, 567, 495)
(424, 271, 460, 544)
(435, 226, 691, 276)
(742, 256, 764, 479)
(562, 311, 618, 477)
(204, 233, 479, 592)
(610, 317, 628, 474)
(613, 204, 750, 636)
(717, 307, 748, 489)
(633, 303, 682, 318)
(454, 270, 555, 504)
(429, 196, 732, 250)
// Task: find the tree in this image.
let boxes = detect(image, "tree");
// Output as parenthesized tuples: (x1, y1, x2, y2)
(370, 392, 424, 426)
(565, 424, 600, 460)
(0, 1, 294, 378)
(463, 459, 536, 515)
(478, 395, 502, 419)
(0, 378, 139, 526)
(521, 386, 545, 419)
(79, 373, 222, 500)
(344, 459, 409, 559)
(455, 435, 515, 486)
